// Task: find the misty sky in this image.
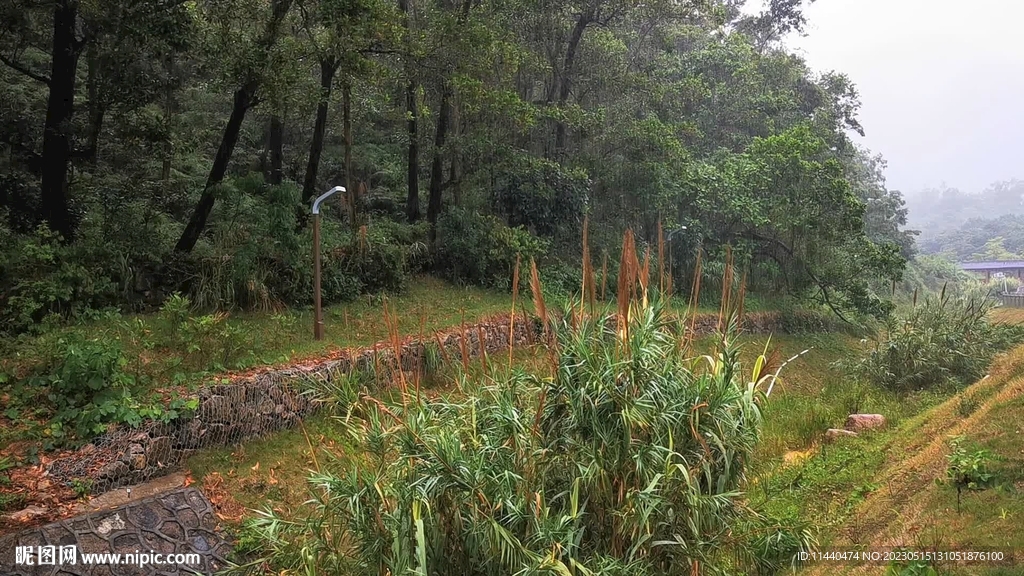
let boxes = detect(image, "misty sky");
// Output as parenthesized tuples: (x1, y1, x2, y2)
(772, 0, 1024, 196)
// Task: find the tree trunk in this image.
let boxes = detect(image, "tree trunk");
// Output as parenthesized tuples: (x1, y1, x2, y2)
(399, 0, 420, 223)
(162, 74, 175, 181)
(173, 0, 293, 252)
(404, 79, 420, 222)
(449, 96, 462, 206)
(551, 9, 592, 157)
(39, 0, 84, 241)
(173, 83, 257, 253)
(84, 39, 103, 165)
(268, 114, 284, 185)
(343, 82, 356, 232)
(302, 57, 337, 204)
(426, 85, 450, 244)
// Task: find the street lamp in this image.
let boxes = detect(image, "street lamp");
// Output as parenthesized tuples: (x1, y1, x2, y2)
(312, 186, 345, 340)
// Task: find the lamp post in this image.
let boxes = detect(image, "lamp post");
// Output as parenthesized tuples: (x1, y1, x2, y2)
(312, 186, 345, 340)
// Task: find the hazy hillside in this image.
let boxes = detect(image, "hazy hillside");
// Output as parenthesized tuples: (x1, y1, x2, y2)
(905, 180, 1024, 259)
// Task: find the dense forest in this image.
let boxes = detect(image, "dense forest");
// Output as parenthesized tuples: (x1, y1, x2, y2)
(1, 0, 917, 334)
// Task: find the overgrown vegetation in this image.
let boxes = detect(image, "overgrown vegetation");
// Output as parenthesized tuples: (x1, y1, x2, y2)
(847, 289, 1024, 392)
(1, 0, 917, 340)
(0, 333, 200, 447)
(227, 236, 813, 575)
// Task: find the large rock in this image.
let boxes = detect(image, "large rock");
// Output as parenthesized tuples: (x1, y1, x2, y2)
(844, 414, 887, 432)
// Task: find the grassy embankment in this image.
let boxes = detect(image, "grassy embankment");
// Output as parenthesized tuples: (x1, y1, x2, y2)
(758, 306, 1024, 576)
(0, 278, 512, 453)
(184, 330, 868, 530)
(151, 301, 1024, 575)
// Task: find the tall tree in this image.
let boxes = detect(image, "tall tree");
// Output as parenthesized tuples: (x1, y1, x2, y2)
(399, 0, 420, 222)
(37, 0, 84, 241)
(174, 0, 295, 253)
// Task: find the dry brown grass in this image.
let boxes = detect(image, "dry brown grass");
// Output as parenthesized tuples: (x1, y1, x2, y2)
(990, 306, 1024, 325)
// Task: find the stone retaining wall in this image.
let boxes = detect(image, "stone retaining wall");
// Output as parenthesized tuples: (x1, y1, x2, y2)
(45, 315, 540, 497)
(42, 310, 830, 499)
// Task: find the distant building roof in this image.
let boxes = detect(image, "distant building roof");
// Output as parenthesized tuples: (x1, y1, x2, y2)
(959, 261, 1024, 270)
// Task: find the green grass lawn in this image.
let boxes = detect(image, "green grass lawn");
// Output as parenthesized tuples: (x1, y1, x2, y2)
(1, 276, 515, 388)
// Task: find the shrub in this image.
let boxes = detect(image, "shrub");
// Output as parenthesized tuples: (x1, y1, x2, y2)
(12, 336, 145, 442)
(434, 207, 548, 289)
(847, 290, 1024, 392)
(158, 294, 254, 372)
(945, 435, 995, 513)
(0, 223, 118, 335)
(346, 239, 408, 294)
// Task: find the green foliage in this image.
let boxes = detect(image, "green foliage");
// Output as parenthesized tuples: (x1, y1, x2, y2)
(957, 392, 981, 417)
(0, 223, 118, 336)
(5, 334, 195, 445)
(491, 155, 590, 239)
(0, 492, 26, 513)
(971, 237, 1022, 262)
(898, 254, 976, 296)
(944, 435, 996, 515)
(71, 478, 93, 499)
(434, 207, 548, 289)
(158, 294, 253, 372)
(885, 558, 938, 576)
(945, 435, 995, 493)
(21, 336, 142, 440)
(231, 298, 811, 574)
(155, 176, 431, 312)
(0, 455, 14, 495)
(847, 290, 1024, 392)
(422, 340, 444, 375)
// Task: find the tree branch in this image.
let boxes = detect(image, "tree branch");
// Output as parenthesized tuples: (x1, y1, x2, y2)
(0, 53, 50, 85)
(735, 230, 854, 324)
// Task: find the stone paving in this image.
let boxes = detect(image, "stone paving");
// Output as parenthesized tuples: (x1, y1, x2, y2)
(0, 487, 232, 575)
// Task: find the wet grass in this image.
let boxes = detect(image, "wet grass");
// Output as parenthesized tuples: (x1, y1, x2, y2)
(184, 331, 860, 530)
(0, 276, 515, 391)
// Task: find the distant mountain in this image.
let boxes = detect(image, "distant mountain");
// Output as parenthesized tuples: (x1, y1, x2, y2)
(904, 179, 1024, 237)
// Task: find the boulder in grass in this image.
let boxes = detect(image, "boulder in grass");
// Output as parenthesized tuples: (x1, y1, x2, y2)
(825, 428, 859, 442)
(844, 414, 886, 432)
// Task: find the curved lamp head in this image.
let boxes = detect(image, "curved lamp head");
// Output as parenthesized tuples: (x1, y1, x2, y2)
(312, 186, 346, 215)
(666, 225, 687, 241)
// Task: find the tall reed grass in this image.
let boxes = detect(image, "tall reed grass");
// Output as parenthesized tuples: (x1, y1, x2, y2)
(229, 224, 812, 576)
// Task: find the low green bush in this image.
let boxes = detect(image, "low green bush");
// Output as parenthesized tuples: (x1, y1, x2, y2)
(945, 435, 995, 512)
(158, 294, 254, 372)
(434, 207, 548, 289)
(3, 332, 199, 445)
